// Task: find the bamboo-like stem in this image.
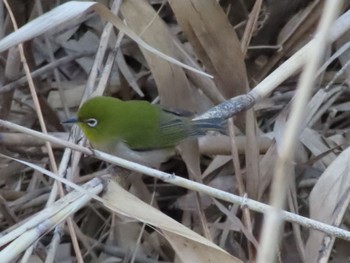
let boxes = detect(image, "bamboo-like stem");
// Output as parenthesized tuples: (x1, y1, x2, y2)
(1, 119, 350, 243)
(198, 10, 350, 121)
(0, 178, 104, 262)
(3, 1, 83, 261)
(256, 1, 342, 263)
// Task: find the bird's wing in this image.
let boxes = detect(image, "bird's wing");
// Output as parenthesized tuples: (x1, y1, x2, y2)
(159, 105, 194, 117)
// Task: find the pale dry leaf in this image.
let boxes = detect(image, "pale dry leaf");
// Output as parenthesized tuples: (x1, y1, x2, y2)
(115, 50, 144, 97)
(0, 1, 211, 79)
(325, 133, 348, 149)
(202, 155, 232, 178)
(103, 181, 242, 263)
(168, 0, 248, 99)
(258, 142, 278, 200)
(127, 172, 160, 210)
(328, 239, 350, 262)
(114, 222, 144, 252)
(213, 199, 259, 249)
(303, 87, 343, 129)
(47, 81, 85, 109)
(178, 141, 201, 182)
(241, 0, 263, 54)
(334, 30, 350, 82)
(61, 31, 100, 74)
(330, 100, 350, 112)
(305, 147, 350, 262)
(164, 230, 241, 263)
(273, 102, 290, 154)
(54, 243, 72, 263)
(169, 0, 250, 131)
(300, 128, 336, 169)
(277, 1, 318, 46)
(273, 100, 309, 165)
(120, 0, 209, 112)
(174, 175, 235, 211)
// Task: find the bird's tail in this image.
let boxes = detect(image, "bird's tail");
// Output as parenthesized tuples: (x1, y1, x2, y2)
(190, 118, 227, 136)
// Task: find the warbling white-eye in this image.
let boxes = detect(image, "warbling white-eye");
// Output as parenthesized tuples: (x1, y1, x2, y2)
(64, 96, 225, 165)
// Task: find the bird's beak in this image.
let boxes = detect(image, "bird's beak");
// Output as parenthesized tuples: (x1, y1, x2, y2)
(62, 117, 78, 124)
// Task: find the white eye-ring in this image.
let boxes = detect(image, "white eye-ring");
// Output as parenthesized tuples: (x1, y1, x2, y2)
(86, 118, 98, 127)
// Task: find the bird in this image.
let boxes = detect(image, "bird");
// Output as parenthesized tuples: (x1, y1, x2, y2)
(64, 96, 225, 165)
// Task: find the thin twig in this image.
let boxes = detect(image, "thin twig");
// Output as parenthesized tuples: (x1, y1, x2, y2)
(2, 119, 350, 243)
(0, 52, 93, 93)
(228, 118, 255, 260)
(240, 0, 262, 55)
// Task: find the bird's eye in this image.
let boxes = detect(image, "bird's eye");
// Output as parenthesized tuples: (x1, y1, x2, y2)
(85, 118, 98, 127)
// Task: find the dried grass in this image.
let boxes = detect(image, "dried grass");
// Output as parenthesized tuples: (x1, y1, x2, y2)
(1, 0, 350, 262)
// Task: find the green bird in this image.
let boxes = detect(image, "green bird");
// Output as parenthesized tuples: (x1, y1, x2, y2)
(64, 96, 225, 165)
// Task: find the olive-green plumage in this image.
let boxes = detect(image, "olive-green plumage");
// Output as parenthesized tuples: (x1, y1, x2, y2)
(71, 96, 224, 164)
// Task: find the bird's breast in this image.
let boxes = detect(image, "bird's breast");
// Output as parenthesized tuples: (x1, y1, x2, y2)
(94, 140, 174, 166)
